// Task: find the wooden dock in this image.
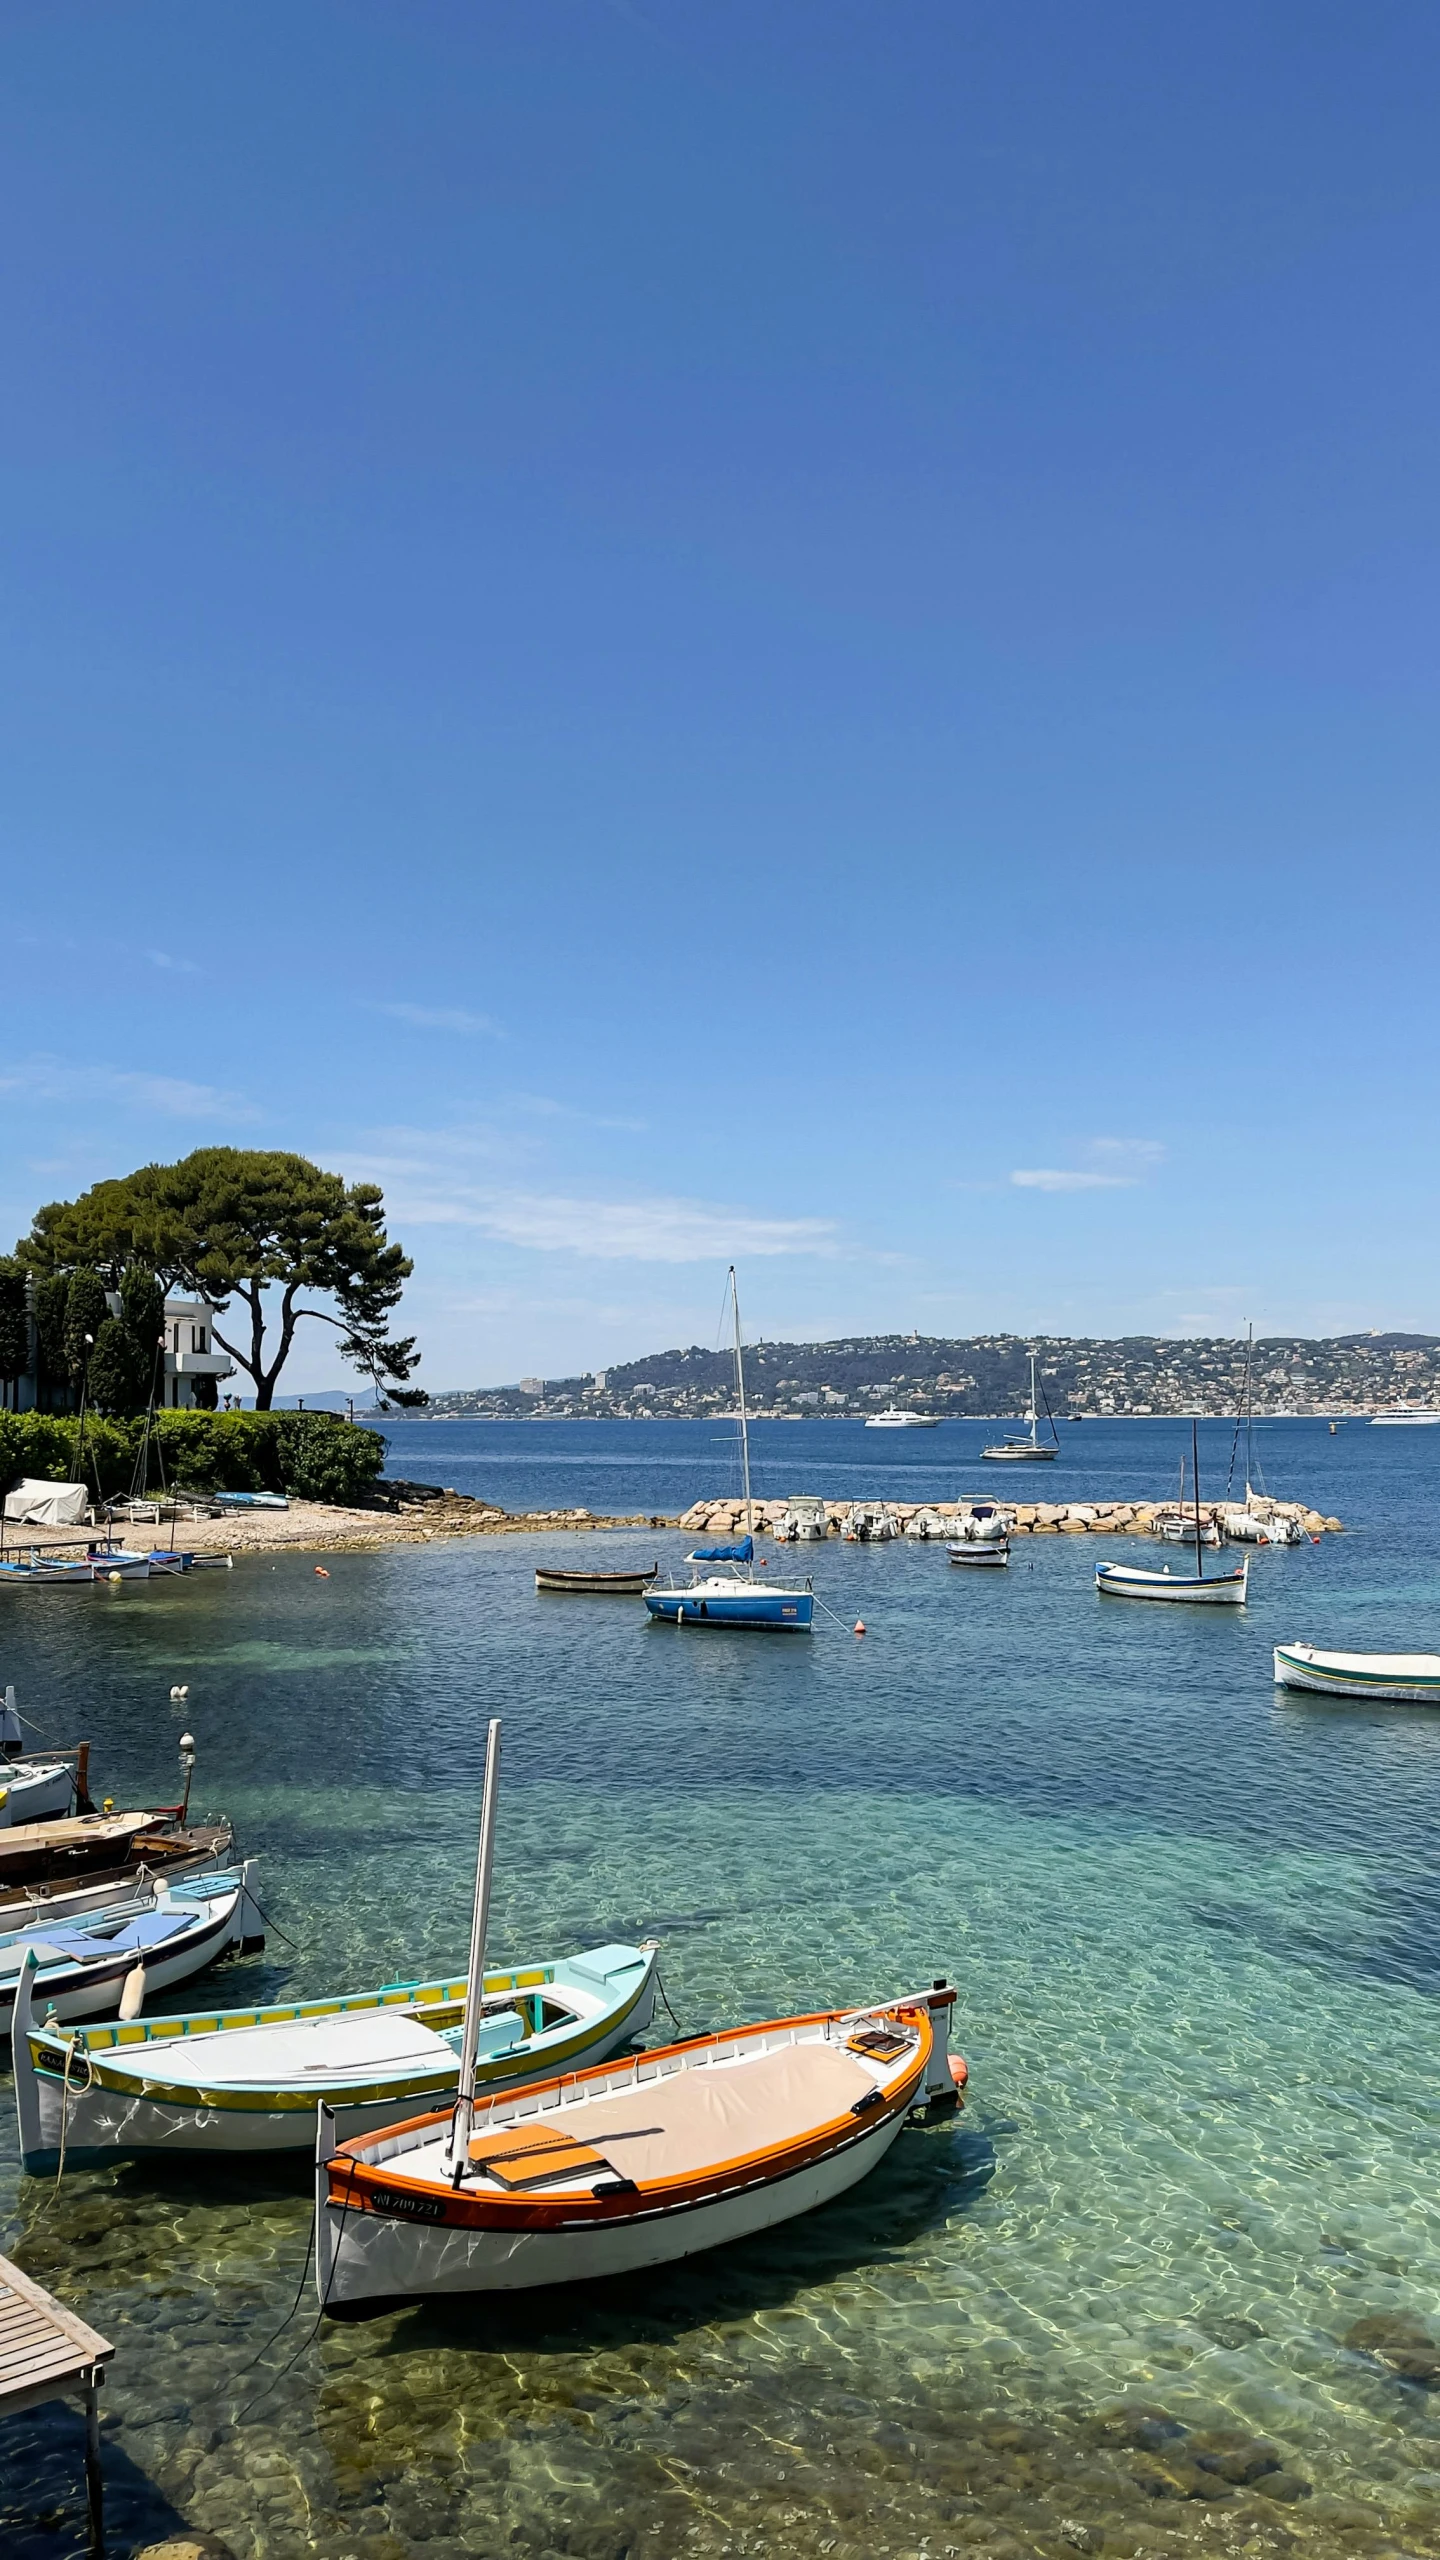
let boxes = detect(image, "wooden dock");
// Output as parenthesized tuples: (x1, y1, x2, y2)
(0, 2248, 113, 2552)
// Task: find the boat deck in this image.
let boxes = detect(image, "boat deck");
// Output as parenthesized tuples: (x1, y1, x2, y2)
(0, 2248, 112, 2550)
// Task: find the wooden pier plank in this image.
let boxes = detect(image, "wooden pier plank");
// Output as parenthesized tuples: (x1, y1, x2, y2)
(0, 2250, 114, 2545)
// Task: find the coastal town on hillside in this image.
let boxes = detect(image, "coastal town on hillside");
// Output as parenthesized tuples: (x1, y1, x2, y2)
(417, 1330, 1440, 1423)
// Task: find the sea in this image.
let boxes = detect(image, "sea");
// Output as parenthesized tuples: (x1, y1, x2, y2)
(3, 1416, 1438, 2560)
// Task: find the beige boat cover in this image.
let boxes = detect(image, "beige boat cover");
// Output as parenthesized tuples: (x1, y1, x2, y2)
(480, 2037, 879, 2190)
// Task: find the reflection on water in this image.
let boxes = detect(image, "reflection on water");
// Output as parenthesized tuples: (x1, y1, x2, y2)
(3, 1428, 1440, 2556)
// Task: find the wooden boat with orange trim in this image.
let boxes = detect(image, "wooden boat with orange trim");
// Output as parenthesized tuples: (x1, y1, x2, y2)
(315, 1982, 964, 2312)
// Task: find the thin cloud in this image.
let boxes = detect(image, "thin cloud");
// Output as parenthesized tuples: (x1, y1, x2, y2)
(0, 1054, 256, 1122)
(1011, 1136, 1165, 1193)
(147, 949, 201, 975)
(371, 1002, 504, 1037)
(1011, 1168, 1136, 1192)
(510, 1092, 648, 1134)
(405, 1187, 836, 1263)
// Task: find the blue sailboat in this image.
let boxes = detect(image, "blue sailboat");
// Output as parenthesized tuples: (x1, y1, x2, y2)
(645, 1269, 814, 1633)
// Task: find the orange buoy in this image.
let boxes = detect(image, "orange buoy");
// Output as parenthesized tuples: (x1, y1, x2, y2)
(949, 2053, 969, 2092)
(854, 1618, 866, 1636)
(314, 1565, 330, 1578)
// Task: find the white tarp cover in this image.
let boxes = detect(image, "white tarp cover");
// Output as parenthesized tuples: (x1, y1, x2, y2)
(3, 1479, 89, 1526)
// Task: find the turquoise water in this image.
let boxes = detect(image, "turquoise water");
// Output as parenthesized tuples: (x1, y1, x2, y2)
(3, 1423, 1439, 2558)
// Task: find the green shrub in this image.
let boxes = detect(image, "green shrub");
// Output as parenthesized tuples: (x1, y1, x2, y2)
(0, 1410, 388, 1507)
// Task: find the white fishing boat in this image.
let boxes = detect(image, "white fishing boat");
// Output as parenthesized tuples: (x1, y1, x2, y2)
(646, 1270, 815, 1631)
(982, 1354, 1059, 1462)
(1097, 1558, 1248, 1604)
(1273, 1643, 1440, 1703)
(316, 1984, 963, 2311)
(0, 1696, 76, 1828)
(0, 1870, 255, 2029)
(948, 1535, 1009, 1569)
(1099, 1422, 1247, 1604)
(864, 1410, 938, 1429)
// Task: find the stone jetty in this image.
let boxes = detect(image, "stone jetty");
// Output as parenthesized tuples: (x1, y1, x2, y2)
(676, 1494, 1343, 1539)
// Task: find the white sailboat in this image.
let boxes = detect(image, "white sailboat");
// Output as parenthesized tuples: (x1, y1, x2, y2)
(982, 1353, 1059, 1462)
(646, 1271, 814, 1630)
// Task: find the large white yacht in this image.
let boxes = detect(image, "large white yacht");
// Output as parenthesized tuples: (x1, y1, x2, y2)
(864, 1409, 939, 1429)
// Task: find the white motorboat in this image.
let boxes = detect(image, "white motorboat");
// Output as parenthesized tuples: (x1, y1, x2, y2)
(864, 1410, 938, 1429)
(902, 1508, 950, 1540)
(1369, 1410, 1440, 1426)
(841, 1503, 899, 1542)
(982, 1353, 1059, 1462)
(774, 1498, 828, 1543)
(1273, 1643, 1440, 1703)
(0, 1761, 75, 1828)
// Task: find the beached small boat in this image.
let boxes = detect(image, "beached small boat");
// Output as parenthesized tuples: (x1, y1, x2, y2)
(315, 1982, 963, 2311)
(213, 1489, 289, 1510)
(534, 1564, 657, 1596)
(1097, 1558, 1249, 1606)
(1273, 1642, 1440, 1703)
(13, 1939, 659, 2167)
(0, 1870, 256, 2029)
(982, 1353, 1059, 1462)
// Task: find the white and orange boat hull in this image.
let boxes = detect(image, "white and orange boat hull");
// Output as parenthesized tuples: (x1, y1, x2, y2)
(317, 1986, 962, 2312)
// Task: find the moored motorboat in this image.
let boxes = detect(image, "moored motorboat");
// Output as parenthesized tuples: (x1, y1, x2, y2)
(535, 1563, 658, 1595)
(775, 1498, 828, 1542)
(1273, 1642, 1440, 1703)
(841, 1503, 899, 1542)
(315, 1981, 964, 2311)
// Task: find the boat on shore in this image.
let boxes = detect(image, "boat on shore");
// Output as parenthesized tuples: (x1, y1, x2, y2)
(982, 1354, 1059, 1462)
(1273, 1643, 1440, 1703)
(535, 1563, 658, 1595)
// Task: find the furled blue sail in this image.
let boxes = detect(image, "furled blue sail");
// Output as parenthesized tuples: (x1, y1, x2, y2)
(689, 1538, 754, 1563)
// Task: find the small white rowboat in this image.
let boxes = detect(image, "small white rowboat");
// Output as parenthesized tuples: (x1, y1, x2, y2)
(316, 1982, 964, 2313)
(1096, 1557, 1249, 1606)
(1273, 1642, 1440, 1704)
(947, 1539, 1009, 1569)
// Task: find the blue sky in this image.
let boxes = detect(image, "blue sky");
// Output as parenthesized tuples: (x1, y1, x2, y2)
(3, 3, 1438, 1388)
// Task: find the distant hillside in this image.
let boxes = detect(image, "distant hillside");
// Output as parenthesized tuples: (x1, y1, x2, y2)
(418, 1331, 1440, 1421)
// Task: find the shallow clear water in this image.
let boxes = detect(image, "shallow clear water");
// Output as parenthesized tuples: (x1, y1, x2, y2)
(3, 1422, 1439, 2557)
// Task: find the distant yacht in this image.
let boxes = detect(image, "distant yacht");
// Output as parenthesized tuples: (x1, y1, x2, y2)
(864, 1409, 939, 1430)
(1369, 1409, 1440, 1425)
(982, 1353, 1060, 1462)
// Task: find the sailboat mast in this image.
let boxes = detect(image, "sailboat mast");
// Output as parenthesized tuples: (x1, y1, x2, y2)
(1029, 1351, 1039, 1449)
(731, 1266, 754, 1553)
(1192, 1417, 1204, 1578)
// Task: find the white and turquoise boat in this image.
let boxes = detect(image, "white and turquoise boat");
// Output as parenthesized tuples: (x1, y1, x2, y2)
(13, 1937, 659, 2164)
(1273, 1643, 1440, 1703)
(644, 1267, 814, 1633)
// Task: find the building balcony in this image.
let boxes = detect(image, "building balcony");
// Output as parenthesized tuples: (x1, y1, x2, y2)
(168, 1349, 236, 1378)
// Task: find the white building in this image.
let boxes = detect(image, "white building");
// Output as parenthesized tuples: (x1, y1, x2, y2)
(161, 1296, 235, 1408)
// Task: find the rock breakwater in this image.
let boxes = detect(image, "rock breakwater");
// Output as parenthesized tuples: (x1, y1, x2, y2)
(678, 1495, 1343, 1539)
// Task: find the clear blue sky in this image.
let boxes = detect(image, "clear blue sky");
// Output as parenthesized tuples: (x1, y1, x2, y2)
(3, 4, 1438, 1388)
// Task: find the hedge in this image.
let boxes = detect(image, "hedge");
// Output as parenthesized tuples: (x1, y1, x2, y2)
(0, 1410, 387, 1508)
